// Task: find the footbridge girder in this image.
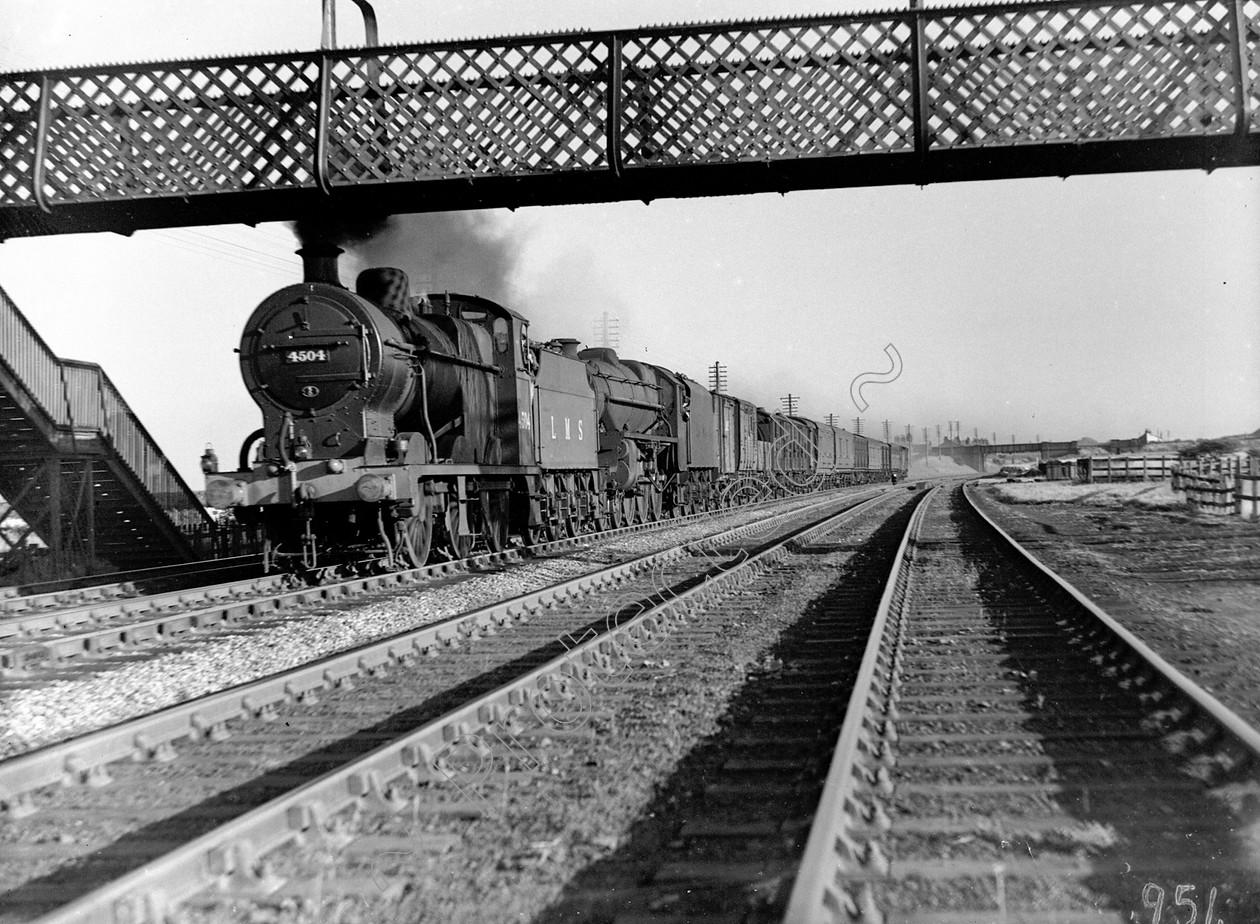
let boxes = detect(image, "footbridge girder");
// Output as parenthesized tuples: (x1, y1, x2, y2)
(1, 0, 1257, 238)
(940, 441, 1080, 468)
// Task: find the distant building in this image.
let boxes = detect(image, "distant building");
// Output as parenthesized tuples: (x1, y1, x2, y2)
(1107, 429, 1162, 454)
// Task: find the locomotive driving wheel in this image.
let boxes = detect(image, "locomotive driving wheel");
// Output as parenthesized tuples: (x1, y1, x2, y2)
(443, 502, 475, 560)
(481, 490, 510, 553)
(591, 495, 612, 533)
(561, 503, 580, 538)
(542, 508, 574, 543)
(397, 510, 433, 569)
(556, 478, 580, 538)
(648, 488, 663, 522)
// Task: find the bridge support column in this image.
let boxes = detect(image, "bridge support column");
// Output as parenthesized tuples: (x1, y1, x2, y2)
(46, 459, 61, 566)
(0, 457, 101, 583)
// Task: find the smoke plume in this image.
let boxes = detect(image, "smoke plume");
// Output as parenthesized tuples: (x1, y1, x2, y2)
(290, 207, 627, 349)
(343, 211, 525, 304)
(291, 210, 392, 252)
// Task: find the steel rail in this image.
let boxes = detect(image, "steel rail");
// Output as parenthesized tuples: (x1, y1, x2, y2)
(0, 555, 501, 672)
(783, 486, 935, 924)
(0, 494, 707, 619)
(0, 487, 856, 671)
(784, 484, 1260, 922)
(0, 574, 290, 641)
(962, 483, 1260, 759)
(0, 487, 884, 819)
(25, 486, 904, 922)
(0, 554, 263, 610)
(0, 583, 140, 613)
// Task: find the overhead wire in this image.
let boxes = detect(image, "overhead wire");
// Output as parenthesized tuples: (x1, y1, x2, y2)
(151, 227, 296, 265)
(145, 239, 290, 277)
(177, 228, 298, 267)
(248, 224, 303, 247)
(146, 230, 298, 278)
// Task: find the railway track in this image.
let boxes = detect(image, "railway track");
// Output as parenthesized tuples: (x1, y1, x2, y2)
(0, 556, 266, 614)
(0, 573, 295, 672)
(537, 484, 927, 923)
(0, 491, 846, 678)
(0, 490, 875, 765)
(787, 484, 1260, 923)
(0, 487, 895, 921)
(0, 514, 646, 671)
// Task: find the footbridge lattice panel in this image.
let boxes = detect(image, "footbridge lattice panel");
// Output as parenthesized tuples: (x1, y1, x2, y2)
(0, 0, 1257, 237)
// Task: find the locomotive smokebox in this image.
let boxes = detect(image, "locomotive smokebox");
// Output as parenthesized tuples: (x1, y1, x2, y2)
(298, 245, 343, 286)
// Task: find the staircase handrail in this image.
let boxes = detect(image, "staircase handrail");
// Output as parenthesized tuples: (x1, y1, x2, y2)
(0, 283, 74, 427)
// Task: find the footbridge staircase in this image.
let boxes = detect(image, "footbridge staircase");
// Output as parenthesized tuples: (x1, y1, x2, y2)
(0, 284, 215, 578)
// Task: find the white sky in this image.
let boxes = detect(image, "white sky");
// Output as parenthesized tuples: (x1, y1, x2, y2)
(0, 0, 1256, 489)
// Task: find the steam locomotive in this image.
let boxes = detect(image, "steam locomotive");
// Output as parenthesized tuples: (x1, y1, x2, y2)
(204, 256, 909, 574)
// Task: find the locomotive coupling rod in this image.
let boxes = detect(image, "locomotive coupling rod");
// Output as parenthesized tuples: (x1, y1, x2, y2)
(387, 339, 501, 375)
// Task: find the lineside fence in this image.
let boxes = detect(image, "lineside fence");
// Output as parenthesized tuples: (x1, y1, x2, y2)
(1042, 453, 1259, 519)
(1172, 456, 1260, 519)
(1090, 455, 1181, 483)
(1043, 455, 1181, 482)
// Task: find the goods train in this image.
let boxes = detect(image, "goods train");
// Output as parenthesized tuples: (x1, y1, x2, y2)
(204, 257, 909, 574)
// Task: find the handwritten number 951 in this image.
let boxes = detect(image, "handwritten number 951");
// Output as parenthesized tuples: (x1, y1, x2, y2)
(1144, 883, 1221, 924)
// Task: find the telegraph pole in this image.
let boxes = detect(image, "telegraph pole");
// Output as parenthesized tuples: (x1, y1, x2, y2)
(781, 394, 799, 415)
(593, 311, 620, 350)
(708, 362, 727, 394)
(825, 414, 839, 427)
(853, 417, 864, 435)
(882, 419, 891, 443)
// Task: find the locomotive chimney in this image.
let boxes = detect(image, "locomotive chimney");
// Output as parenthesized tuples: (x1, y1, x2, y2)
(297, 244, 343, 286)
(552, 338, 582, 360)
